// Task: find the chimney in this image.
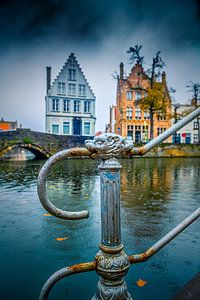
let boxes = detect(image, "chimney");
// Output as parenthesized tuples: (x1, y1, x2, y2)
(120, 62, 124, 80)
(46, 66, 51, 94)
(162, 71, 166, 83)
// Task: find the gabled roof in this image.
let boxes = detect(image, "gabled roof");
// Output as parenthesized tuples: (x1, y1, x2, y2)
(47, 53, 95, 98)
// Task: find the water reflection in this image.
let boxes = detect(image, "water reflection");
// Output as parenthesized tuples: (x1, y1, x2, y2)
(0, 158, 199, 300)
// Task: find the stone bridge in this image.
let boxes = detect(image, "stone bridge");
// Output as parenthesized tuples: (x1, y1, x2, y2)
(0, 129, 93, 159)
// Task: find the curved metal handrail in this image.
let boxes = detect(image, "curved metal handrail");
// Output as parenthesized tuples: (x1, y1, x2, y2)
(39, 261, 96, 300)
(128, 206, 200, 263)
(131, 107, 200, 156)
(37, 147, 91, 220)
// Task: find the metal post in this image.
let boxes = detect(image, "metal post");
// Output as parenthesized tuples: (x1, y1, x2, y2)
(91, 158, 132, 300)
(37, 107, 200, 299)
(85, 134, 133, 299)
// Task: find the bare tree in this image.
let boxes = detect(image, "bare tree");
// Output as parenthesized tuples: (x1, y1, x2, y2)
(149, 51, 165, 88)
(127, 45, 144, 66)
(141, 51, 166, 139)
(186, 81, 200, 107)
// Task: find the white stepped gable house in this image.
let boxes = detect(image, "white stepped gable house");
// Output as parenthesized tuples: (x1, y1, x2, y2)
(45, 53, 96, 136)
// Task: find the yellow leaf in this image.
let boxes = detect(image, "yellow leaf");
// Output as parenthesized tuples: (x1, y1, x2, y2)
(43, 213, 52, 217)
(56, 237, 69, 241)
(136, 279, 147, 287)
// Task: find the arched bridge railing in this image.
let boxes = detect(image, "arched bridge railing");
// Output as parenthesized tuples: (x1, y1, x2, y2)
(0, 142, 51, 159)
(37, 107, 200, 300)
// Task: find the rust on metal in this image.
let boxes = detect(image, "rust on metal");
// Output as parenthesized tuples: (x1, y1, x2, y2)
(68, 261, 96, 272)
(128, 247, 155, 264)
(39, 261, 96, 300)
(67, 147, 91, 157)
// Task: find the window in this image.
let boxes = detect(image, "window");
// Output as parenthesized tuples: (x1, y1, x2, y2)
(144, 110, 150, 120)
(193, 134, 198, 143)
(126, 107, 133, 120)
(142, 126, 149, 142)
(84, 101, 90, 113)
(127, 125, 134, 130)
(79, 84, 86, 96)
(126, 91, 132, 100)
(68, 69, 76, 81)
(84, 122, 90, 135)
(135, 106, 141, 119)
(157, 111, 166, 120)
(157, 127, 166, 136)
(58, 82, 65, 94)
(52, 99, 59, 111)
(68, 83, 76, 95)
(69, 57, 76, 67)
(135, 91, 141, 100)
(52, 125, 59, 134)
(193, 122, 199, 130)
(63, 122, 70, 134)
(63, 99, 70, 112)
(74, 100, 80, 112)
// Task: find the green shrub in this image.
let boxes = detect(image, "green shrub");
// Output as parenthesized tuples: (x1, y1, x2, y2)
(23, 137, 33, 144)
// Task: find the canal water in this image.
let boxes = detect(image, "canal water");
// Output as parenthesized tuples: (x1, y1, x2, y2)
(0, 158, 199, 300)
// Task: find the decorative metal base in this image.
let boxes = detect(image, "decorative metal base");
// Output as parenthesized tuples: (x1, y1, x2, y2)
(92, 248, 133, 300)
(91, 280, 133, 300)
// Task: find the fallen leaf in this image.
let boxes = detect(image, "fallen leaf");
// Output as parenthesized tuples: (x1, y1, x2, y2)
(43, 213, 52, 217)
(56, 237, 69, 241)
(136, 279, 147, 287)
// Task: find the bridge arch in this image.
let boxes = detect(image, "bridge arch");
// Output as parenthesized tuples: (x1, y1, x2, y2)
(0, 142, 51, 159)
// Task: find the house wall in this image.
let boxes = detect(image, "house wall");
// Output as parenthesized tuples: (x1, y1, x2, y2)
(45, 53, 96, 136)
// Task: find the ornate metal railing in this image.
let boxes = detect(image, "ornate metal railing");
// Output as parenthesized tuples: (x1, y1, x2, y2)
(37, 107, 200, 300)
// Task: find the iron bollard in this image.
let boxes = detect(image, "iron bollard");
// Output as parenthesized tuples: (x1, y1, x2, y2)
(37, 107, 200, 299)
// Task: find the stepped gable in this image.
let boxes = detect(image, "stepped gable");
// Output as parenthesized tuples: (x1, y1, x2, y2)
(126, 63, 149, 90)
(47, 53, 95, 98)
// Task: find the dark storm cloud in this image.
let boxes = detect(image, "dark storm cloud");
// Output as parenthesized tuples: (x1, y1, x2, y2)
(0, 0, 200, 51)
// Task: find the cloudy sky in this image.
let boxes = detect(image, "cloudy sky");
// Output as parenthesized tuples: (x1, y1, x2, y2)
(0, 0, 200, 132)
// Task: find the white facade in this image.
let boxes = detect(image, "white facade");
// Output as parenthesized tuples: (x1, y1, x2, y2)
(45, 53, 96, 136)
(172, 104, 199, 144)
